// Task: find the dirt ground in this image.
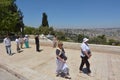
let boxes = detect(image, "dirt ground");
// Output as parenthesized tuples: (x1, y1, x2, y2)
(0, 39, 120, 80)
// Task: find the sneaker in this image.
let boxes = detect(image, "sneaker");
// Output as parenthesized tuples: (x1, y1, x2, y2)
(87, 72, 92, 76)
(56, 74, 59, 77)
(64, 75, 71, 79)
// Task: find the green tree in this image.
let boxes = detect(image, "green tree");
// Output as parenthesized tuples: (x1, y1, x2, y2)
(56, 31, 66, 41)
(39, 26, 49, 35)
(89, 35, 107, 44)
(39, 25, 55, 35)
(0, 0, 24, 34)
(77, 34, 84, 43)
(77, 34, 89, 43)
(24, 26, 37, 35)
(107, 39, 120, 46)
(97, 35, 107, 44)
(49, 27, 55, 35)
(41, 12, 49, 27)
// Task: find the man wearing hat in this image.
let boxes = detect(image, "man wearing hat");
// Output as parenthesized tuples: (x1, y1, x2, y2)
(79, 38, 92, 76)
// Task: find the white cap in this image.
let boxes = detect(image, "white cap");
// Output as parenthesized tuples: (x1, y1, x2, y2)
(25, 35, 28, 37)
(83, 38, 89, 42)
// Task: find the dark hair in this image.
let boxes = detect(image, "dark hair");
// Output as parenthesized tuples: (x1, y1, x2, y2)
(17, 36, 19, 38)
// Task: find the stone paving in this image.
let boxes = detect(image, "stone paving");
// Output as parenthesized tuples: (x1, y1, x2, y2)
(0, 68, 21, 80)
(0, 40, 120, 80)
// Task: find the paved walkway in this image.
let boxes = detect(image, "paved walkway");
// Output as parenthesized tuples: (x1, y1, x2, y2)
(0, 68, 21, 80)
(0, 41, 120, 80)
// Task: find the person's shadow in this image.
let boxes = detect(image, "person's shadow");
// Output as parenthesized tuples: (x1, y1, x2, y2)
(40, 49, 43, 52)
(10, 53, 16, 56)
(82, 68, 89, 74)
(37, 49, 43, 52)
(19, 50, 23, 53)
(11, 50, 24, 56)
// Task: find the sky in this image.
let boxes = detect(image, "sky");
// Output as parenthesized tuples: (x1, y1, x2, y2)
(16, 0, 120, 28)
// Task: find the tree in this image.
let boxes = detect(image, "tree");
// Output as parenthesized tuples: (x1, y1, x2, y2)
(77, 34, 84, 43)
(39, 26, 49, 35)
(41, 12, 49, 27)
(49, 27, 55, 35)
(89, 35, 107, 44)
(0, 0, 24, 34)
(77, 34, 89, 43)
(24, 26, 37, 35)
(56, 31, 66, 41)
(107, 39, 120, 46)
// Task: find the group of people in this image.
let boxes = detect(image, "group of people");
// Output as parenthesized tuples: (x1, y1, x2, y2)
(3, 34, 92, 79)
(55, 37, 92, 79)
(3, 34, 41, 55)
(3, 35, 29, 55)
(15, 35, 29, 53)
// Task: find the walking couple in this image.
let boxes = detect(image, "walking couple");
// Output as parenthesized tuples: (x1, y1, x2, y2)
(55, 38, 92, 79)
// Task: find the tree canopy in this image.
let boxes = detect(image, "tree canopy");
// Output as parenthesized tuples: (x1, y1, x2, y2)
(0, 0, 24, 34)
(41, 12, 49, 27)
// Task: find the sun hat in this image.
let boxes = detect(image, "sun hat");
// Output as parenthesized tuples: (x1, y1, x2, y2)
(83, 38, 89, 42)
(25, 35, 28, 37)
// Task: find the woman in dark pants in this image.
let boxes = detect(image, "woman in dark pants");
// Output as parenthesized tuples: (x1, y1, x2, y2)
(79, 38, 92, 76)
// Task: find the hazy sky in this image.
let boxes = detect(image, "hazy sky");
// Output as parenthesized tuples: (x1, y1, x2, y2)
(16, 0, 120, 28)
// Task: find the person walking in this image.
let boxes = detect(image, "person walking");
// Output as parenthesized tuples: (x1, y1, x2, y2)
(3, 35, 12, 55)
(53, 35, 57, 48)
(35, 35, 40, 52)
(19, 35, 24, 49)
(15, 36, 20, 53)
(24, 35, 29, 48)
(79, 38, 92, 76)
(56, 41, 71, 79)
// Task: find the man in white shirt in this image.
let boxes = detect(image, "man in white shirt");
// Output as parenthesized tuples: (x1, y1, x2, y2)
(3, 35, 12, 55)
(79, 38, 92, 75)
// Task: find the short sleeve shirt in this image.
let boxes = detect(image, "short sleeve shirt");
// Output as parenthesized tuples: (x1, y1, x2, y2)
(15, 39, 20, 44)
(80, 42, 90, 57)
(56, 48, 65, 59)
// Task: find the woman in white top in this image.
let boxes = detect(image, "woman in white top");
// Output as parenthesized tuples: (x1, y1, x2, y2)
(56, 41, 71, 79)
(79, 38, 92, 75)
(24, 35, 29, 48)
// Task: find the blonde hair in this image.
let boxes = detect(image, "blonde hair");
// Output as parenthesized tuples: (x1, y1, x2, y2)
(57, 41, 63, 46)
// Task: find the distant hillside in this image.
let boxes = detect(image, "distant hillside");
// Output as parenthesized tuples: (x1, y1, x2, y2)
(55, 28, 120, 41)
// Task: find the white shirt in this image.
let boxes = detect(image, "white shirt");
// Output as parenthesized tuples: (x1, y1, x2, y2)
(15, 39, 20, 44)
(3, 38, 11, 46)
(80, 42, 90, 57)
(19, 38, 23, 43)
(24, 37, 29, 42)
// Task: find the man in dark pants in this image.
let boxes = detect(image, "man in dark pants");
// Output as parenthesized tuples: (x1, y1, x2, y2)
(35, 35, 40, 52)
(80, 56, 91, 73)
(79, 38, 92, 76)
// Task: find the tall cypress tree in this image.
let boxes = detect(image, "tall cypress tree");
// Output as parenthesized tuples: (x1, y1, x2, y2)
(42, 12, 49, 27)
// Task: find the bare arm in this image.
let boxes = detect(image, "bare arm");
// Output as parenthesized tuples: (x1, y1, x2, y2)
(83, 51, 90, 58)
(56, 55, 66, 63)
